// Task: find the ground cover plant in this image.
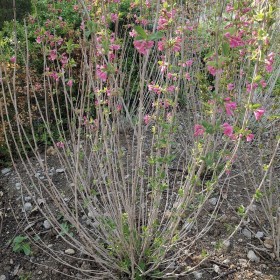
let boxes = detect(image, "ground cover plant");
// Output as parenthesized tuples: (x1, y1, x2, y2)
(0, 0, 279, 279)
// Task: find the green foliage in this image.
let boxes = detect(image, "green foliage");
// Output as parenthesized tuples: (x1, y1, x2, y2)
(0, 0, 32, 29)
(12, 235, 31, 255)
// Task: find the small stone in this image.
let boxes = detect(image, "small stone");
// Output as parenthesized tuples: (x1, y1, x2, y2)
(43, 220, 51, 230)
(242, 228, 252, 239)
(249, 204, 257, 211)
(1, 168, 11, 175)
(222, 259, 230, 264)
(15, 183, 21, 190)
(169, 262, 176, 269)
(263, 238, 274, 249)
(223, 240, 231, 251)
(238, 258, 248, 267)
(65, 248, 75, 255)
(9, 259, 13, 265)
(193, 271, 203, 279)
(254, 270, 262, 276)
(39, 176, 45, 180)
(0, 275, 7, 280)
(247, 250, 260, 262)
(37, 271, 43, 275)
(35, 173, 40, 178)
(255, 231, 264, 239)
(56, 168, 65, 173)
(209, 197, 218, 206)
(213, 264, 220, 274)
(23, 202, 32, 211)
(24, 196, 32, 202)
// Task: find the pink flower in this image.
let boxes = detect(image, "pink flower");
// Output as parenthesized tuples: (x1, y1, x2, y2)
(48, 49, 57, 61)
(167, 85, 176, 92)
(111, 13, 118, 22)
(265, 52, 274, 73)
(133, 40, 154, 55)
(185, 72, 191, 81)
(227, 83, 234, 91)
(157, 16, 169, 30)
(260, 80, 267, 88)
(172, 37, 182, 52)
(110, 44, 121, 51)
(10, 56, 16, 63)
(67, 80, 73, 87)
(226, 4, 234, 12)
(246, 133, 254, 142)
(225, 101, 237, 116)
(246, 82, 258, 93)
(148, 84, 162, 94)
(194, 124, 205, 137)
(56, 141, 65, 148)
(254, 108, 265, 121)
(144, 114, 151, 125)
(222, 122, 234, 137)
(207, 66, 217, 76)
(36, 36, 42, 44)
(60, 53, 68, 66)
(185, 59, 193, 66)
(157, 39, 165, 51)
(116, 104, 122, 112)
(96, 65, 107, 82)
(129, 29, 137, 37)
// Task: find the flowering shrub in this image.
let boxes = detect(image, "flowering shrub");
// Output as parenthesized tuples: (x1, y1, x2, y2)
(1, 0, 279, 278)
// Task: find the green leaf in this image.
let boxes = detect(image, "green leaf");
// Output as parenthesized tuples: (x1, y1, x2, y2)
(222, 42, 230, 56)
(22, 243, 31, 255)
(13, 236, 27, 243)
(148, 31, 164, 41)
(134, 26, 148, 40)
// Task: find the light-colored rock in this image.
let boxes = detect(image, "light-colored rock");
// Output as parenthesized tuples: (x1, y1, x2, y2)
(213, 264, 220, 274)
(0, 275, 7, 280)
(43, 220, 51, 230)
(15, 183, 21, 190)
(247, 250, 260, 262)
(255, 231, 264, 239)
(209, 197, 218, 206)
(1, 168, 11, 175)
(65, 248, 75, 255)
(24, 196, 32, 202)
(223, 240, 231, 248)
(242, 228, 252, 239)
(193, 271, 203, 279)
(254, 270, 262, 276)
(56, 168, 65, 173)
(35, 173, 40, 178)
(23, 202, 32, 211)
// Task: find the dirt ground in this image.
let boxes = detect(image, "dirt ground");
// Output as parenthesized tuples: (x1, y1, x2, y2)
(0, 149, 279, 280)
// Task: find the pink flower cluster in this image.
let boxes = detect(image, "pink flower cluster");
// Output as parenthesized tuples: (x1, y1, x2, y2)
(254, 108, 265, 121)
(96, 65, 107, 82)
(133, 40, 154, 55)
(224, 98, 237, 116)
(224, 32, 244, 48)
(265, 52, 275, 73)
(148, 84, 162, 94)
(194, 124, 205, 137)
